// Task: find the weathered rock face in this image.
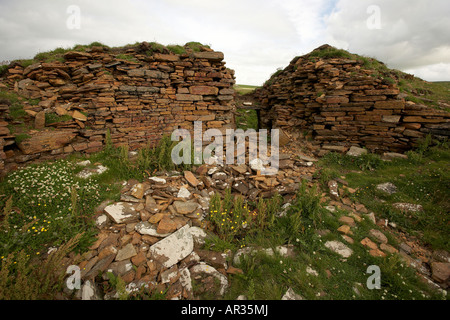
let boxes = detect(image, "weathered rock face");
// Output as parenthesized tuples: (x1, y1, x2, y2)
(17, 130, 77, 154)
(0, 42, 236, 175)
(148, 225, 194, 269)
(254, 44, 450, 153)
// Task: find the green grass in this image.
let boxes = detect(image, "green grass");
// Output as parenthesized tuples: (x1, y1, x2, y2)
(34, 47, 69, 62)
(45, 113, 72, 125)
(88, 134, 193, 183)
(0, 89, 27, 121)
(115, 54, 139, 62)
(0, 65, 8, 76)
(317, 140, 450, 251)
(398, 78, 450, 111)
(144, 42, 166, 56)
(166, 45, 186, 55)
(33, 42, 109, 63)
(263, 68, 284, 86)
(309, 47, 354, 60)
(0, 160, 112, 258)
(185, 41, 210, 52)
(0, 133, 202, 300)
(235, 109, 258, 131)
(14, 133, 30, 145)
(204, 182, 443, 300)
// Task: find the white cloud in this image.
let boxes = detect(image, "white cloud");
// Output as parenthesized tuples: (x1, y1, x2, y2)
(405, 63, 450, 82)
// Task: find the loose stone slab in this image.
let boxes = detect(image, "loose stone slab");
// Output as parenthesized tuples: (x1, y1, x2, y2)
(392, 203, 424, 212)
(376, 182, 397, 195)
(149, 177, 167, 184)
(324, 240, 353, 258)
(188, 226, 208, 246)
(115, 243, 137, 262)
(77, 165, 108, 179)
(233, 245, 295, 265)
(104, 202, 139, 224)
(135, 221, 173, 238)
(190, 263, 228, 296)
(282, 288, 304, 300)
(148, 225, 194, 268)
(328, 180, 339, 200)
(369, 229, 388, 244)
(173, 200, 199, 215)
(347, 146, 368, 157)
(177, 187, 191, 199)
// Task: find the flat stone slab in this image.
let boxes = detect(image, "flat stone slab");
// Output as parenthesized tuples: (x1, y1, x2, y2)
(77, 165, 108, 179)
(173, 200, 199, 215)
(324, 240, 353, 258)
(115, 243, 137, 262)
(233, 245, 295, 265)
(135, 221, 172, 238)
(104, 202, 139, 224)
(347, 146, 368, 157)
(190, 263, 228, 296)
(282, 287, 304, 300)
(392, 203, 424, 212)
(376, 182, 397, 195)
(148, 225, 194, 268)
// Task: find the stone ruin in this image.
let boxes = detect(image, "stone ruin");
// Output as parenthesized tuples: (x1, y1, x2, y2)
(0, 42, 236, 175)
(254, 44, 450, 154)
(1, 43, 450, 175)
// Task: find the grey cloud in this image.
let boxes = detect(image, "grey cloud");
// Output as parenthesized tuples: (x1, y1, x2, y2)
(325, 0, 450, 70)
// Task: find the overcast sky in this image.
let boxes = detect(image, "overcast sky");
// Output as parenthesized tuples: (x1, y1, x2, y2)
(0, 0, 449, 85)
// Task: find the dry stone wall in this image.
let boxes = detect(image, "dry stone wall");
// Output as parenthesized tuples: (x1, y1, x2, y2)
(0, 43, 236, 174)
(254, 46, 450, 153)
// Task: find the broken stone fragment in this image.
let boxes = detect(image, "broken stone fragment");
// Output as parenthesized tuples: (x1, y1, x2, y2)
(376, 182, 397, 195)
(72, 110, 87, 121)
(144, 195, 159, 214)
(324, 240, 353, 258)
(328, 180, 339, 200)
(157, 216, 178, 234)
(135, 221, 172, 238)
(281, 288, 304, 300)
(104, 202, 139, 224)
(369, 229, 388, 244)
(177, 187, 191, 199)
(190, 263, 228, 296)
(148, 225, 194, 269)
(392, 203, 424, 213)
(249, 158, 264, 171)
(77, 165, 108, 179)
(184, 171, 200, 187)
(115, 243, 137, 262)
(130, 183, 145, 199)
(149, 177, 166, 185)
(173, 200, 199, 215)
(346, 146, 368, 157)
(431, 262, 450, 285)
